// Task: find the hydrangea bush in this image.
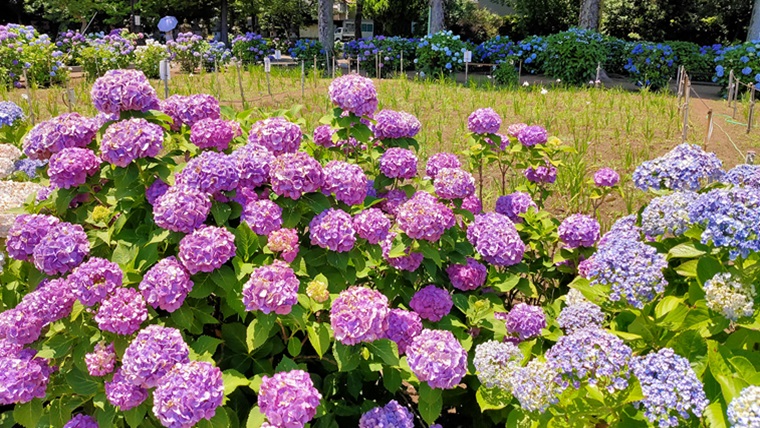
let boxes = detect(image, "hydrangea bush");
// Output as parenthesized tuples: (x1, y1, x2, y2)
(624, 42, 677, 89)
(714, 41, 760, 90)
(342, 36, 417, 77)
(231, 33, 272, 64)
(0, 24, 67, 88)
(544, 28, 608, 85)
(415, 30, 472, 75)
(0, 70, 758, 428)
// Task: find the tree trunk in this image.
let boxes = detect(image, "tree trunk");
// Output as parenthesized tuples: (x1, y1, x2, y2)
(319, 0, 334, 71)
(429, 0, 444, 34)
(354, 0, 363, 40)
(220, 0, 229, 45)
(749, 0, 760, 41)
(578, 0, 601, 30)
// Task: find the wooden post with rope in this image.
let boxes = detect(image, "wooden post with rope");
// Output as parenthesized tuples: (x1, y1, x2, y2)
(733, 78, 740, 119)
(235, 60, 246, 108)
(682, 75, 690, 143)
(727, 70, 735, 105)
(705, 109, 713, 150)
(748, 84, 756, 134)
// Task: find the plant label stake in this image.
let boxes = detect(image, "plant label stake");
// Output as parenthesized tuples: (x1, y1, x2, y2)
(332, 54, 336, 79)
(313, 56, 318, 85)
(326, 51, 331, 78)
(733, 78, 740, 119)
(595, 62, 601, 88)
(705, 109, 713, 150)
(22, 69, 35, 125)
(159, 60, 170, 98)
(748, 151, 756, 164)
(301, 60, 305, 99)
(376, 53, 380, 79)
(357, 57, 361, 74)
(727, 70, 734, 105)
(518, 60, 523, 85)
(274, 50, 281, 60)
(400, 50, 404, 77)
(682, 75, 690, 143)
(214, 60, 221, 100)
(235, 60, 246, 107)
(748, 84, 756, 134)
(464, 50, 472, 85)
(264, 57, 272, 97)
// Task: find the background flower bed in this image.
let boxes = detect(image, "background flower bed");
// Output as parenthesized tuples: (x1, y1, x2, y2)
(0, 69, 758, 428)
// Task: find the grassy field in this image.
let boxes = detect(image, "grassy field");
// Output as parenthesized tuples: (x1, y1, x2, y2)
(3, 66, 760, 225)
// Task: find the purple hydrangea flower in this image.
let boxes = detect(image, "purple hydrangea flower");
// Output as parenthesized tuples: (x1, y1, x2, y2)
(152, 361, 224, 428)
(309, 208, 356, 252)
(178, 225, 236, 275)
(248, 117, 302, 155)
(269, 152, 324, 199)
(139, 257, 194, 312)
(524, 162, 557, 184)
(85, 342, 116, 377)
(94, 287, 148, 335)
(63, 414, 98, 428)
(161, 94, 221, 131)
(69, 257, 123, 306)
(121, 325, 190, 388)
(6, 214, 60, 260)
(0, 308, 43, 345)
(406, 329, 467, 389)
(100, 118, 163, 167)
(242, 199, 283, 235)
(234, 143, 275, 189)
(105, 368, 148, 410)
(153, 185, 211, 233)
(372, 110, 420, 140)
(48, 147, 101, 189)
(359, 400, 414, 428)
(383, 309, 422, 355)
(495, 192, 537, 223)
(557, 302, 605, 333)
(467, 212, 525, 266)
(322, 160, 368, 206)
(468, 108, 501, 134)
(633, 143, 724, 192)
(425, 152, 461, 179)
(546, 327, 632, 392)
(0, 101, 24, 127)
(22, 113, 99, 160)
(259, 370, 322, 428)
(190, 118, 238, 151)
(409, 285, 453, 322)
(242, 260, 299, 315)
(175, 151, 239, 195)
(33, 222, 90, 275)
(631, 348, 708, 427)
(558, 214, 600, 248)
(0, 351, 52, 405)
(504, 303, 546, 340)
(91, 69, 160, 114)
(16, 278, 76, 325)
(396, 192, 455, 242)
(380, 148, 417, 179)
(446, 257, 487, 291)
(593, 168, 620, 187)
(688, 187, 760, 259)
(330, 286, 389, 345)
(507, 123, 528, 137)
(434, 168, 476, 199)
(353, 208, 391, 244)
(313, 125, 336, 147)
(328, 74, 378, 117)
(12, 158, 46, 179)
(380, 232, 423, 272)
(461, 195, 483, 214)
(724, 164, 760, 187)
(267, 228, 300, 263)
(146, 179, 170, 206)
(517, 125, 548, 146)
(473, 340, 523, 390)
(641, 191, 698, 237)
(379, 189, 409, 216)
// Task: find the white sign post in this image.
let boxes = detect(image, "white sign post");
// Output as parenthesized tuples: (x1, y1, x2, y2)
(159, 60, 170, 98)
(464, 50, 472, 84)
(264, 57, 272, 96)
(274, 50, 282, 60)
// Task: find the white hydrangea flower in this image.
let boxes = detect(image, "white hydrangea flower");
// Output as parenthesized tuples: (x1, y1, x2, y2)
(703, 272, 755, 321)
(728, 385, 760, 428)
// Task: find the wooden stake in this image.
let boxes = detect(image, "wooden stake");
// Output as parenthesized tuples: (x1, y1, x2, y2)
(313, 55, 317, 86)
(301, 60, 305, 99)
(22, 69, 35, 125)
(748, 84, 756, 134)
(465, 62, 468, 85)
(733, 79, 740, 119)
(705, 109, 713, 150)
(682, 76, 690, 143)
(727, 70, 734, 105)
(235, 60, 246, 107)
(332, 54, 336, 79)
(400, 50, 404, 76)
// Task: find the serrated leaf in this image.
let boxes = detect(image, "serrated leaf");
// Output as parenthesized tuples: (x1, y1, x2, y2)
(192, 336, 224, 357)
(366, 339, 399, 366)
(124, 404, 147, 428)
(476, 386, 512, 411)
(245, 406, 267, 428)
(667, 242, 706, 259)
(418, 382, 442, 425)
(222, 322, 248, 353)
(223, 369, 251, 396)
(234, 223, 260, 262)
(382, 366, 403, 392)
(65, 366, 100, 395)
(13, 399, 42, 428)
(246, 313, 276, 353)
(307, 323, 332, 358)
(287, 336, 303, 357)
(333, 342, 360, 372)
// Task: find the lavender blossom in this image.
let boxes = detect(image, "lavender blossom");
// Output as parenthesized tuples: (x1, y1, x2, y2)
(178, 225, 236, 275)
(434, 168, 476, 199)
(85, 342, 116, 377)
(446, 257, 487, 291)
(328, 74, 378, 117)
(153, 185, 211, 233)
(5, 214, 60, 261)
(425, 152, 461, 179)
(120, 325, 190, 388)
(94, 288, 148, 335)
(33, 222, 89, 275)
(379, 148, 418, 179)
(359, 400, 414, 428)
(269, 152, 324, 199)
(468, 108, 501, 134)
(495, 192, 536, 223)
(383, 309, 422, 355)
(91, 69, 160, 114)
(100, 118, 163, 167)
(242, 199, 283, 235)
(467, 212, 525, 266)
(152, 361, 224, 428)
(330, 286, 389, 345)
(558, 214, 600, 248)
(353, 208, 391, 244)
(322, 160, 368, 206)
(409, 285, 453, 322)
(406, 329, 467, 389)
(48, 147, 101, 189)
(242, 261, 299, 315)
(396, 191, 455, 242)
(248, 117, 302, 155)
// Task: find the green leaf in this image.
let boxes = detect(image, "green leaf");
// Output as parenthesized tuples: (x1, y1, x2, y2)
(667, 242, 706, 259)
(196, 407, 231, 428)
(303, 193, 332, 214)
(366, 339, 399, 366)
(65, 366, 101, 395)
(223, 369, 251, 396)
(669, 330, 708, 377)
(675, 259, 699, 277)
(418, 382, 443, 425)
(333, 342, 361, 372)
(418, 242, 442, 267)
(234, 223, 260, 262)
(382, 366, 403, 393)
(476, 386, 512, 411)
(287, 336, 303, 357)
(211, 202, 232, 225)
(704, 400, 728, 428)
(124, 404, 147, 428)
(192, 336, 224, 357)
(246, 313, 276, 353)
(697, 257, 723, 286)
(245, 406, 267, 428)
(307, 323, 332, 359)
(222, 322, 248, 353)
(211, 265, 238, 294)
(13, 399, 42, 428)
(708, 340, 746, 402)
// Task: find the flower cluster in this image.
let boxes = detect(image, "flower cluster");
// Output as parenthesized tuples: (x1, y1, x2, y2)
(396, 191, 455, 242)
(557, 301, 605, 333)
(468, 108, 501, 134)
(242, 261, 299, 315)
(69, 257, 123, 306)
(190, 118, 239, 151)
(641, 191, 697, 237)
(495, 192, 536, 223)
(152, 361, 224, 428)
(85, 342, 116, 377)
(309, 208, 356, 252)
(353, 208, 391, 244)
(48, 147, 101, 189)
(703, 272, 756, 321)
(267, 228, 300, 263)
(434, 167, 476, 199)
(381, 232, 424, 271)
(546, 327, 632, 393)
(473, 340, 523, 390)
(33, 222, 90, 275)
(23, 113, 99, 160)
(242, 199, 283, 235)
(330, 286, 389, 345)
(359, 400, 414, 428)
(231, 32, 271, 63)
(6, 214, 60, 260)
(631, 348, 708, 427)
(248, 117, 303, 155)
(0, 101, 24, 127)
(372, 109, 422, 139)
(90, 69, 160, 114)
(322, 160, 368, 206)
(510, 359, 562, 413)
(94, 287, 147, 335)
(446, 257, 487, 291)
(0, 349, 53, 405)
(383, 309, 422, 355)
(524, 162, 558, 184)
(64, 414, 98, 428)
(410, 285, 453, 322)
(467, 212, 525, 266)
(380, 148, 418, 179)
(259, 370, 322, 428)
(728, 385, 760, 428)
(328, 73, 379, 117)
(425, 152, 461, 179)
(504, 303, 546, 340)
(406, 329, 468, 389)
(139, 257, 194, 312)
(724, 164, 760, 187)
(161, 94, 221, 130)
(558, 214, 600, 248)
(153, 186, 211, 233)
(593, 167, 620, 187)
(105, 368, 148, 410)
(100, 118, 163, 167)
(234, 143, 275, 190)
(120, 325, 190, 388)
(633, 143, 724, 191)
(517, 125, 548, 146)
(178, 226, 236, 275)
(269, 152, 324, 199)
(688, 186, 760, 259)
(175, 151, 239, 196)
